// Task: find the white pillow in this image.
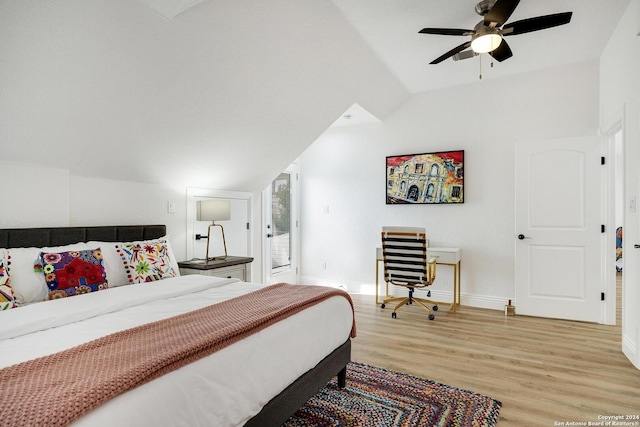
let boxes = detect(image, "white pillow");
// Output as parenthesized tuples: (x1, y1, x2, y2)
(86, 241, 129, 288)
(87, 237, 180, 288)
(7, 243, 89, 305)
(164, 238, 181, 277)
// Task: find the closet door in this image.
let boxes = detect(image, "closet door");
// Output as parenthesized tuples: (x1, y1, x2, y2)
(515, 137, 602, 322)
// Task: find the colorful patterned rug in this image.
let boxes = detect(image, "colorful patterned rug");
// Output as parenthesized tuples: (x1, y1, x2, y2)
(284, 362, 501, 427)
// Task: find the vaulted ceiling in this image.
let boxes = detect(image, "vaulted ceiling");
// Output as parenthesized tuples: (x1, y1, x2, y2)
(141, 0, 631, 93)
(1, 1, 407, 191)
(0, 0, 631, 191)
(330, 0, 631, 93)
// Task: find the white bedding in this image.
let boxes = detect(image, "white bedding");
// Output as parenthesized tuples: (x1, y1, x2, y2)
(0, 275, 354, 426)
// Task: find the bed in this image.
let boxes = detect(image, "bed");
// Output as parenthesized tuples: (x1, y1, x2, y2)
(0, 225, 355, 426)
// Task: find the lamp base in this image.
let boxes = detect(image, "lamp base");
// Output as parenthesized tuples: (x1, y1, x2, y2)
(205, 223, 228, 263)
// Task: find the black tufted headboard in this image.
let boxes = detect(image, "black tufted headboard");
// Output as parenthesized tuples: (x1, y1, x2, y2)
(0, 225, 167, 249)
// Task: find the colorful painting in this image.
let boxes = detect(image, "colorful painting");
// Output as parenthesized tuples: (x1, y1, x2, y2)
(386, 150, 464, 204)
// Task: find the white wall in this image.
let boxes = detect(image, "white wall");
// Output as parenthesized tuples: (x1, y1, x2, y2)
(600, 0, 640, 369)
(299, 60, 600, 310)
(0, 161, 70, 228)
(69, 175, 187, 253)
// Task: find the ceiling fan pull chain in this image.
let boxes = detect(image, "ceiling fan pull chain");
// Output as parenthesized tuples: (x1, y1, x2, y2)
(479, 54, 483, 80)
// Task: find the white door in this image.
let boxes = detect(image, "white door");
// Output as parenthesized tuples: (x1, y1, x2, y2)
(515, 137, 603, 322)
(263, 164, 299, 285)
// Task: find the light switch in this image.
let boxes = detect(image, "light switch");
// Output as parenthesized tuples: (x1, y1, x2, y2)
(167, 202, 176, 214)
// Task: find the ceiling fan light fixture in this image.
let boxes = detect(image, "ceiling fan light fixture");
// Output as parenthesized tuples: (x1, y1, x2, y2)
(471, 32, 502, 53)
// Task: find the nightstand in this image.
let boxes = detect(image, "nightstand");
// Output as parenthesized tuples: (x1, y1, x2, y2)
(178, 256, 254, 281)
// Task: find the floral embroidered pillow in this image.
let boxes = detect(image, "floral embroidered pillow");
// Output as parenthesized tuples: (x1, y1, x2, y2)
(0, 252, 15, 310)
(116, 240, 177, 284)
(40, 249, 109, 299)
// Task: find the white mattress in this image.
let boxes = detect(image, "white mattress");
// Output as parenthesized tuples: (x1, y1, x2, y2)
(0, 275, 354, 426)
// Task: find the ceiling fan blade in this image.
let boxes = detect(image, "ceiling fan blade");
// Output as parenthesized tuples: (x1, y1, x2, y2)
(430, 41, 472, 64)
(419, 28, 473, 36)
(502, 12, 573, 35)
(453, 49, 478, 61)
(489, 39, 513, 62)
(484, 0, 521, 27)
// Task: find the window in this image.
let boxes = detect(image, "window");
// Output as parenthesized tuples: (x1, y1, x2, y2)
(271, 173, 291, 270)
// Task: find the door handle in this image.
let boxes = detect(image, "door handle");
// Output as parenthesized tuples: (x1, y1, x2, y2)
(517, 234, 531, 240)
(267, 234, 273, 238)
(634, 244, 640, 249)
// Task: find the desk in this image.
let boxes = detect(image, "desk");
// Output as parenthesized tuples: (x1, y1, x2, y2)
(375, 247, 461, 312)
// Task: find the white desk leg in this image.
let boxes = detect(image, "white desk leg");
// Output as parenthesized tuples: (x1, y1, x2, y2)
(457, 261, 461, 307)
(375, 259, 380, 305)
(451, 263, 458, 313)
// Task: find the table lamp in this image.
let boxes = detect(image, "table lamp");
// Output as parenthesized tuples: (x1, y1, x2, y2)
(196, 199, 231, 262)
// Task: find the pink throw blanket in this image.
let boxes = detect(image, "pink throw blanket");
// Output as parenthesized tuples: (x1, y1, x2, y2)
(0, 283, 356, 427)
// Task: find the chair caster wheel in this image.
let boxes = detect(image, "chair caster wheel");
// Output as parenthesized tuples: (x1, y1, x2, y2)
(380, 303, 385, 309)
(433, 305, 438, 311)
(392, 312, 397, 319)
(428, 314, 435, 320)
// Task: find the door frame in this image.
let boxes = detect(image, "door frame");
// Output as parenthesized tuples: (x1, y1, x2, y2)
(186, 188, 253, 271)
(602, 118, 625, 326)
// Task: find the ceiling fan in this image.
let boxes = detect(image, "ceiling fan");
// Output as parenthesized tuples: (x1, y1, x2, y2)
(420, 0, 572, 64)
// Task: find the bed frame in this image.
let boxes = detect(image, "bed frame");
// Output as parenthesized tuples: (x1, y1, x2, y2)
(0, 224, 351, 426)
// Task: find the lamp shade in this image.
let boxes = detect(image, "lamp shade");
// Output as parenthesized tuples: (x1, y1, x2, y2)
(196, 200, 231, 222)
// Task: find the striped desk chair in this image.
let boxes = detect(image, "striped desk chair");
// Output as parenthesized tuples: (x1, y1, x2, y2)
(381, 226, 438, 320)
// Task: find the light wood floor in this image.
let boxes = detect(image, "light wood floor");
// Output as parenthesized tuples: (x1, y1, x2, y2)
(348, 276, 639, 426)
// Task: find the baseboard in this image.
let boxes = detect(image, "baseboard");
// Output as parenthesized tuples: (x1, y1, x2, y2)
(299, 275, 350, 291)
(622, 331, 640, 371)
(300, 276, 510, 312)
(459, 293, 509, 311)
